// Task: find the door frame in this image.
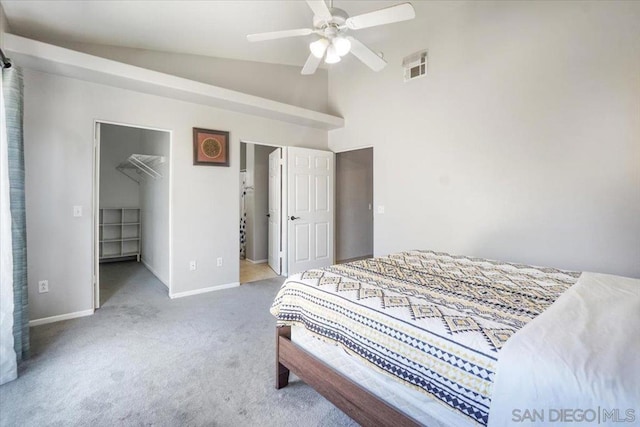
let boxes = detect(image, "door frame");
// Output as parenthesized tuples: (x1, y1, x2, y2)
(92, 119, 173, 308)
(268, 147, 283, 276)
(240, 140, 288, 277)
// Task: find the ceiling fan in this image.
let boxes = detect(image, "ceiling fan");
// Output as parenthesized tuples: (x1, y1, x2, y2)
(246, 0, 416, 75)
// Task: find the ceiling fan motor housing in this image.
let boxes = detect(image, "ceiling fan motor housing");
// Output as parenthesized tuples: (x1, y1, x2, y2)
(313, 7, 348, 30)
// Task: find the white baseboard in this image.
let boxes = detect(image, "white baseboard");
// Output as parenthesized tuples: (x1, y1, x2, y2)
(246, 258, 268, 264)
(169, 282, 239, 299)
(141, 258, 169, 289)
(29, 309, 94, 327)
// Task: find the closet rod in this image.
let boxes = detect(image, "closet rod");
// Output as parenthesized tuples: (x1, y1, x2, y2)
(0, 48, 11, 69)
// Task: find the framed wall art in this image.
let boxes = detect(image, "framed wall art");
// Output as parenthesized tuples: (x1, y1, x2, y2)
(193, 127, 230, 166)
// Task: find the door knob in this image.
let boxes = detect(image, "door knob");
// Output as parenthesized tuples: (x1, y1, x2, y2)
(290, 216, 300, 220)
(266, 213, 270, 217)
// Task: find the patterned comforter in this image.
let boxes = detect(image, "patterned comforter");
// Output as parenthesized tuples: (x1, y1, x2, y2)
(271, 251, 580, 425)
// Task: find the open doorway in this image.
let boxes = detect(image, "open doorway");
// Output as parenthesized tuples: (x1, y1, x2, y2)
(240, 142, 280, 284)
(335, 147, 373, 263)
(93, 121, 171, 307)
(239, 143, 336, 282)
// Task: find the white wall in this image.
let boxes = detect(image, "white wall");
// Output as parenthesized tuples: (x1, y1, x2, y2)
(329, 1, 640, 278)
(0, 3, 9, 49)
(139, 128, 170, 286)
(24, 68, 327, 320)
(99, 123, 144, 208)
(43, 41, 329, 113)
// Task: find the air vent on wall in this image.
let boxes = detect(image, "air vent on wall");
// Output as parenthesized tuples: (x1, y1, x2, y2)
(403, 50, 427, 82)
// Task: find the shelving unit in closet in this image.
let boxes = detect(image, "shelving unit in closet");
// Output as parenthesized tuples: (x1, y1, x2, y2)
(99, 208, 141, 262)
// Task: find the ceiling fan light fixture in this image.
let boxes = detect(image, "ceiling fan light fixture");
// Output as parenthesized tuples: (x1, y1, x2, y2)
(333, 36, 351, 57)
(309, 38, 330, 58)
(248, 1, 416, 75)
(324, 45, 341, 64)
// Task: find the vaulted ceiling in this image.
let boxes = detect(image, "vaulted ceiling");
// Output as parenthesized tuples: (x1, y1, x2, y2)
(2, 0, 417, 67)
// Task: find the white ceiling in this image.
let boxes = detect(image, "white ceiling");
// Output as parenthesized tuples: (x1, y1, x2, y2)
(2, 0, 410, 67)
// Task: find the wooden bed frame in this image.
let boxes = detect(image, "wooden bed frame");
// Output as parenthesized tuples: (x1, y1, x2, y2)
(275, 325, 420, 427)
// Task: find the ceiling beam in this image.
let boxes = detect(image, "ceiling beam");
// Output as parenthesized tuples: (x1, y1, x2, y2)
(4, 34, 344, 130)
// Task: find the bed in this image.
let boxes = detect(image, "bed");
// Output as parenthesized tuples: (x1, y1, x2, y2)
(270, 250, 640, 426)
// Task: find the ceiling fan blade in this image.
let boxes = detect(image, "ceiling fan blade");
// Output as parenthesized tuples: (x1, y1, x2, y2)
(346, 2, 416, 30)
(301, 53, 322, 75)
(247, 28, 314, 42)
(305, 0, 332, 20)
(347, 37, 387, 72)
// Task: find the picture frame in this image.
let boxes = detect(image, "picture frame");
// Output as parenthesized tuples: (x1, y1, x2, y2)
(193, 127, 230, 166)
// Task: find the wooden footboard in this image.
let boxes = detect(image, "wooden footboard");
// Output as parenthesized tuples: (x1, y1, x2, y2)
(275, 325, 420, 427)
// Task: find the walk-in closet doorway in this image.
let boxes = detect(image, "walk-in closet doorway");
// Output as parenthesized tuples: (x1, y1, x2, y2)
(93, 121, 172, 307)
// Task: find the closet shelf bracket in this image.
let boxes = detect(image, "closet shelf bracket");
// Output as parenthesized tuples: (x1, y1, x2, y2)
(116, 154, 166, 184)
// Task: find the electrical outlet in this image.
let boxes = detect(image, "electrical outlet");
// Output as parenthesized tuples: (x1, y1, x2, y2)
(377, 205, 385, 214)
(189, 261, 197, 271)
(73, 205, 82, 217)
(38, 280, 49, 293)
(216, 257, 223, 267)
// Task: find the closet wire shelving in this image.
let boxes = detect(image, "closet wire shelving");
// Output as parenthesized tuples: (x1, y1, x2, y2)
(117, 154, 165, 184)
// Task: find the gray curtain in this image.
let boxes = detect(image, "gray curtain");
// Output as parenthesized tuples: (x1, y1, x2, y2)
(4, 65, 29, 362)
